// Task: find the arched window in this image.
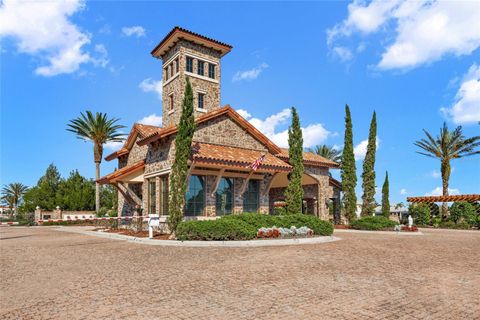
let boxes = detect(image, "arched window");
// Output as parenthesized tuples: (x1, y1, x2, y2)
(185, 175, 205, 216)
(216, 177, 233, 215)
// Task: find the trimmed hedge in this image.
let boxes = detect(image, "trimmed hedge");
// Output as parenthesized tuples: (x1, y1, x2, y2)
(349, 216, 397, 231)
(176, 213, 334, 241)
(176, 219, 256, 241)
(40, 220, 95, 226)
(222, 213, 334, 236)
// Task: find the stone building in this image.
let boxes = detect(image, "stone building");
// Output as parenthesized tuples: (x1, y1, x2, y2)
(99, 27, 342, 222)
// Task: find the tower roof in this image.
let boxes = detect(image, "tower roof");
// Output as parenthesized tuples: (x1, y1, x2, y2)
(151, 26, 232, 59)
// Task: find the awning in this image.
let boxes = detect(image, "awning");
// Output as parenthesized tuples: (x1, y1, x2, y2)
(97, 160, 145, 184)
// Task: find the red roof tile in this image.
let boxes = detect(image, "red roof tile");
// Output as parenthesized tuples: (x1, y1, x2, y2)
(277, 148, 340, 168)
(192, 143, 291, 172)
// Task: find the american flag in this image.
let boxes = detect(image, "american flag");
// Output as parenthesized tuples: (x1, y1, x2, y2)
(250, 154, 265, 171)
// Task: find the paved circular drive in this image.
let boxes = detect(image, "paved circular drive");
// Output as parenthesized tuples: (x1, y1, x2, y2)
(1, 227, 478, 319)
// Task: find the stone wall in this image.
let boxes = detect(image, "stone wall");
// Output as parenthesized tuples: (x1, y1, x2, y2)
(269, 184, 318, 215)
(193, 115, 268, 151)
(161, 39, 222, 127)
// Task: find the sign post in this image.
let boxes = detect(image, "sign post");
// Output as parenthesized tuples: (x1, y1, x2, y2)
(148, 214, 160, 239)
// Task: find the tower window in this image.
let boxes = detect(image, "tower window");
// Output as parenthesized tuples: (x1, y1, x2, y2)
(197, 60, 204, 76)
(208, 63, 215, 79)
(175, 58, 179, 74)
(186, 57, 193, 72)
(169, 94, 174, 111)
(198, 93, 205, 110)
(170, 63, 173, 77)
(165, 66, 169, 80)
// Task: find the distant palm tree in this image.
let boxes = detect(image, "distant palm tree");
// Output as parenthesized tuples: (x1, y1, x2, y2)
(395, 202, 404, 210)
(67, 111, 125, 212)
(414, 122, 480, 217)
(310, 145, 342, 163)
(1, 183, 28, 218)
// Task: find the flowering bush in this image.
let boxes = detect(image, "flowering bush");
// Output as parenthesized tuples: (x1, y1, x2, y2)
(257, 226, 313, 238)
(394, 224, 418, 232)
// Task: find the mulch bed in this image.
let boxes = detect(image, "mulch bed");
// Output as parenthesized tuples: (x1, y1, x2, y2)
(334, 225, 351, 229)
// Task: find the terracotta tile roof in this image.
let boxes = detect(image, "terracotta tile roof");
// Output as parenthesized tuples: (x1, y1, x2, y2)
(137, 105, 282, 154)
(407, 194, 480, 203)
(105, 123, 162, 161)
(151, 26, 232, 58)
(97, 160, 145, 184)
(329, 177, 342, 189)
(277, 148, 340, 168)
(192, 143, 291, 172)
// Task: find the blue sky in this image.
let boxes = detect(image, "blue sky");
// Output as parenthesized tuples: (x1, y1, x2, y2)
(1, 0, 479, 203)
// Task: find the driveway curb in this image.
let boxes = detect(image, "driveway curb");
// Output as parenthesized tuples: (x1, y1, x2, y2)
(334, 229, 424, 235)
(55, 226, 341, 247)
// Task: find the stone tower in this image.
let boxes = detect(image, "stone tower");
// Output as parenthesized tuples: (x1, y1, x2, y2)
(151, 27, 232, 127)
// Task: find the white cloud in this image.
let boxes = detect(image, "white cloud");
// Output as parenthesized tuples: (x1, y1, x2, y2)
(122, 26, 146, 38)
(139, 78, 162, 100)
(241, 108, 332, 148)
(233, 63, 268, 82)
(425, 187, 460, 196)
(441, 63, 480, 125)
(327, 0, 480, 70)
(354, 137, 380, 161)
(332, 46, 353, 62)
(138, 114, 162, 127)
(430, 170, 441, 179)
(104, 140, 124, 151)
(400, 188, 408, 195)
(0, 0, 107, 76)
(236, 109, 252, 119)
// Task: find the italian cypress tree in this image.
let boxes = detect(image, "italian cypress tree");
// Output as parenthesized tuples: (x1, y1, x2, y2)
(284, 107, 304, 214)
(381, 171, 390, 218)
(341, 105, 357, 221)
(361, 111, 377, 216)
(168, 77, 196, 233)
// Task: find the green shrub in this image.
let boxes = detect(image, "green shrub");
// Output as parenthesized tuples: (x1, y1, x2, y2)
(431, 216, 442, 228)
(449, 202, 476, 225)
(223, 213, 333, 236)
(176, 213, 334, 240)
(439, 220, 471, 230)
(349, 216, 397, 231)
(409, 203, 431, 226)
(273, 206, 287, 215)
(176, 219, 256, 241)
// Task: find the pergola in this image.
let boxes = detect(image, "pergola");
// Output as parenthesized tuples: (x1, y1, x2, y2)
(407, 194, 480, 203)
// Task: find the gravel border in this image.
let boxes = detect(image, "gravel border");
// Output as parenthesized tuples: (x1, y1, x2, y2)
(55, 226, 341, 247)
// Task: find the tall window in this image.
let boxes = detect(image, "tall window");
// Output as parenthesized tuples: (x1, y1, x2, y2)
(148, 179, 156, 214)
(175, 58, 179, 74)
(198, 93, 205, 109)
(216, 177, 233, 215)
(170, 63, 174, 77)
(197, 60, 204, 76)
(159, 176, 168, 215)
(186, 56, 193, 72)
(165, 66, 169, 81)
(169, 94, 174, 111)
(185, 175, 205, 216)
(243, 180, 259, 212)
(208, 63, 215, 79)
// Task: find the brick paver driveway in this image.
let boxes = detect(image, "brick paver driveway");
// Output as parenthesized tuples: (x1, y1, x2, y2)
(1, 227, 479, 320)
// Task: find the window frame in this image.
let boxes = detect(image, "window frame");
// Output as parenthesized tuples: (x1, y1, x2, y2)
(243, 180, 260, 212)
(148, 179, 157, 214)
(186, 56, 193, 73)
(185, 175, 206, 216)
(215, 177, 234, 216)
(197, 60, 205, 76)
(208, 63, 215, 79)
(197, 92, 205, 110)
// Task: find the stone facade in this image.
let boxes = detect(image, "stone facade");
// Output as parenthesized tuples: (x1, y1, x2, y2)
(111, 28, 340, 221)
(162, 39, 222, 127)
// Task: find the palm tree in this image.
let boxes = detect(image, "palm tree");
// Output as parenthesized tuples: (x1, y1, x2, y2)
(310, 145, 342, 163)
(1, 183, 28, 219)
(414, 122, 480, 217)
(67, 111, 125, 212)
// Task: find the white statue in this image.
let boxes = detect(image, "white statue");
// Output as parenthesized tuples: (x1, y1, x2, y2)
(408, 215, 413, 228)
